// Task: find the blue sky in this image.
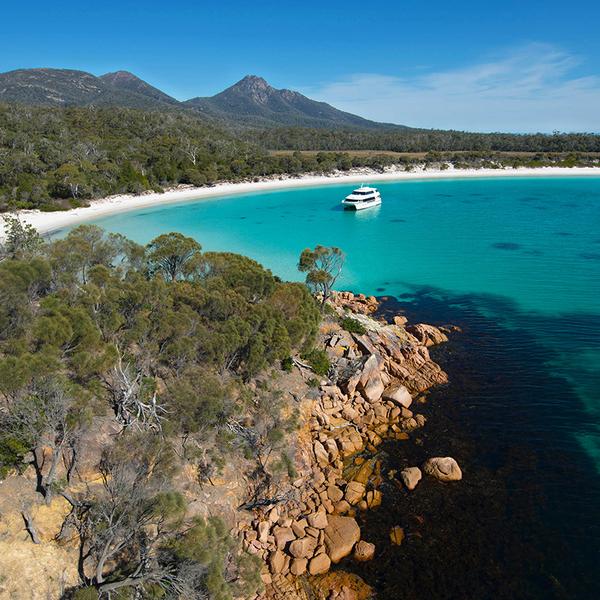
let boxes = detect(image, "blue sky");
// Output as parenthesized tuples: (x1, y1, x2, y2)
(1, 0, 599, 132)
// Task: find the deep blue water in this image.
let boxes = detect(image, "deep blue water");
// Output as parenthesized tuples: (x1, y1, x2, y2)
(83, 176, 600, 597)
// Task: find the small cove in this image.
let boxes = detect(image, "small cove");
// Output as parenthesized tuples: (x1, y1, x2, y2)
(82, 175, 600, 598)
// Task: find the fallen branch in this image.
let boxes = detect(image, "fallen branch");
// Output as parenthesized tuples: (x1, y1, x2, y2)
(22, 510, 41, 544)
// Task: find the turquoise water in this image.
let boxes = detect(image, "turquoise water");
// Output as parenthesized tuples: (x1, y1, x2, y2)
(82, 176, 600, 596)
(86, 176, 600, 469)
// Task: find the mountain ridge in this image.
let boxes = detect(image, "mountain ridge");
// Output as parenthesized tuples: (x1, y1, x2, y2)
(0, 68, 404, 129)
(184, 74, 402, 129)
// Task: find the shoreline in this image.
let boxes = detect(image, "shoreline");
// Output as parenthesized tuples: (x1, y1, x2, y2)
(2, 165, 599, 239)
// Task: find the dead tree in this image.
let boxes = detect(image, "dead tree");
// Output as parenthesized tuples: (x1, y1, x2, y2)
(104, 352, 167, 432)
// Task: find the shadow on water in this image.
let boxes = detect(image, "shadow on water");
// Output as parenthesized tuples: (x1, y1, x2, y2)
(338, 286, 600, 600)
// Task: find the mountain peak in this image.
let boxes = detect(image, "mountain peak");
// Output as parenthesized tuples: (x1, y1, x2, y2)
(100, 70, 140, 83)
(184, 74, 394, 129)
(226, 75, 275, 105)
(237, 75, 270, 87)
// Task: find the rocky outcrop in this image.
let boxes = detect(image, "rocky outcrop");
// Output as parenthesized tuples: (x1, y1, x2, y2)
(406, 323, 449, 347)
(423, 457, 462, 482)
(328, 291, 378, 315)
(241, 292, 454, 596)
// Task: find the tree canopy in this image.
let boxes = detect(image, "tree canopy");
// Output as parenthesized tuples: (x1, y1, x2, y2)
(298, 245, 345, 307)
(0, 224, 320, 598)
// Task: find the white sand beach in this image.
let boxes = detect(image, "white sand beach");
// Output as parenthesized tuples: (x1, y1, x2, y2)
(2, 165, 599, 239)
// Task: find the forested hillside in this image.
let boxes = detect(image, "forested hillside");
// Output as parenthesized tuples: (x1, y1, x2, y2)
(0, 221, 321, 597)
(0, 104, 401, 211)
(246, 126, 600, 153)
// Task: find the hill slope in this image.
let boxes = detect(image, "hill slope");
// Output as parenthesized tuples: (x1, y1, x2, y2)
(99, 70, 179, 106)
(185, 75, 401, 129)
(0, 68, 178, 109)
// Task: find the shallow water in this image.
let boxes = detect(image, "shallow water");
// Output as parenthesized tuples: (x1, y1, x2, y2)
(85, 176, 600, 597)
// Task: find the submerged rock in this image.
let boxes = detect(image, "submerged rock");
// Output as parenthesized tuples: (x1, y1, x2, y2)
(353, 540, 375, 562)
(400, 466, 422, 491)
(423, 457, 462, 482)
(389, 526, 405, 545)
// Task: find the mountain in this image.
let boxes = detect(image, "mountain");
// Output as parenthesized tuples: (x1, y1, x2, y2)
(0, 68, 178, 109)
(184, 75, 399, 129)
(0, 68, 403, 129)
(99, 70, 179, 106)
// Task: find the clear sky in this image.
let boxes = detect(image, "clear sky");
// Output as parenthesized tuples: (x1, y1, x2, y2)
(1, 0, 599, 132)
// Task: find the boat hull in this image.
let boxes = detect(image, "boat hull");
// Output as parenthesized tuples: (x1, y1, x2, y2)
(342, 198, 382, 211)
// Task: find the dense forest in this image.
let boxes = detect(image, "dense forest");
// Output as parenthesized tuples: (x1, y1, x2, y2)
(245, 126, 600, 153)
(1, 103, 599, 212)
(0, 219, 325, 598)
(0, 105, 400, 211)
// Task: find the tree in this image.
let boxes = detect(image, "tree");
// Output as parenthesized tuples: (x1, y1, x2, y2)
(298, 245, 345, 307)
(48, 225, 128, 286)
(146, 232, 202, 281)
(72, 433, 260, 599)
(0, 215, 43, 259)
(75, 434, 184, 595)
(50, 163, 88, 199)
(6, 376, 89, 503)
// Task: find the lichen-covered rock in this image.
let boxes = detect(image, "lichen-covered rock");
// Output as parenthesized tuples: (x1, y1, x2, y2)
(423, 457, 462, 482)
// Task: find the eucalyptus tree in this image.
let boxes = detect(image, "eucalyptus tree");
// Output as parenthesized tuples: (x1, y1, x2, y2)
(146, 232, 202, 281)
(298, 244, 345, 307)
(0, 215, 43, 259)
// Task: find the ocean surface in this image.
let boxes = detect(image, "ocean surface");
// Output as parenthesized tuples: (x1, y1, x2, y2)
(83, 176, 600, 598)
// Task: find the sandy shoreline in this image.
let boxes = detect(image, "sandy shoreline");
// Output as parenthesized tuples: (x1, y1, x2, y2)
(2, 165, 599, 239)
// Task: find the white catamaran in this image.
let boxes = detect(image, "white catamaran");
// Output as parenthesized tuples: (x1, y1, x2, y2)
(341, 185, 382, 210)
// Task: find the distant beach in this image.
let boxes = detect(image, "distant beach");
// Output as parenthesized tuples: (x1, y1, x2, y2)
(1, 165, 599, 239)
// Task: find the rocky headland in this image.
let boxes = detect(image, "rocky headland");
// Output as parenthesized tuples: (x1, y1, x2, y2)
(239, 291, 461, 599)
(0, 290, 460, 600)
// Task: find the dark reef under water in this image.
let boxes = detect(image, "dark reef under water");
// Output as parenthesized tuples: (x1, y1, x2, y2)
(338, 288, 600, 600)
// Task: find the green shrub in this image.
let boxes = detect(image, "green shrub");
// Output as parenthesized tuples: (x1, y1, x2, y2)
(0, 436, 28, 479)
(281, 356, 293, 372)
(301, 348, 330, 376)
(72, 587, 100, 600)
(340, 316, 366, 335)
